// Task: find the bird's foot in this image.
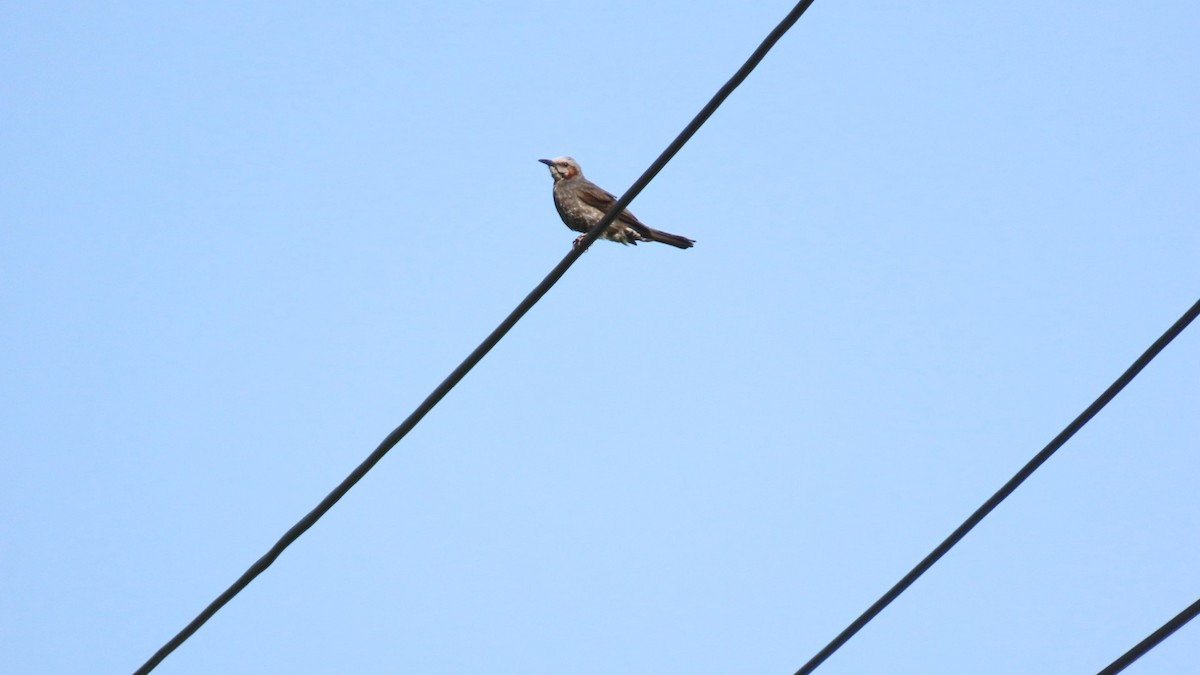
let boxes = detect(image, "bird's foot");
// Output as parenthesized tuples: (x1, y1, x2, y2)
(572, 234, 587, 250)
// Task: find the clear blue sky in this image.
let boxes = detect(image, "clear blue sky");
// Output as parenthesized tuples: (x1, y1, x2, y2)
(3, 2, 1197, 673)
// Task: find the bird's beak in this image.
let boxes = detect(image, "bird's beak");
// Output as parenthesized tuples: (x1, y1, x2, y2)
(538, 158, 553, 166)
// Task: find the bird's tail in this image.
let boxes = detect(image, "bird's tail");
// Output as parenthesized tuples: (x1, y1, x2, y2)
(644, 227, 695, 249)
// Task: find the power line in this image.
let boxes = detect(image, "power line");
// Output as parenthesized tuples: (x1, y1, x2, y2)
(794, 296, 1200, 675)
(132, 2, 818, 673)
(1096, 596, 1200, 675)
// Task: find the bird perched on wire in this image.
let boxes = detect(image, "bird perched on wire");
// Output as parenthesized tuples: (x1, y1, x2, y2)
(538, 156, 695, 250)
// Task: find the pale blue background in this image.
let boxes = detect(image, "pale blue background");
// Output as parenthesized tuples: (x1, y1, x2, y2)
(2, 2, 1197, 673)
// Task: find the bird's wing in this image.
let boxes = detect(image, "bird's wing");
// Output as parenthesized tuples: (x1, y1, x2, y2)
(575, 180, 648, 229)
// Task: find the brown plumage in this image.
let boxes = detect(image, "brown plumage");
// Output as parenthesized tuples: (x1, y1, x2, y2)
(538, 156, 695, 249)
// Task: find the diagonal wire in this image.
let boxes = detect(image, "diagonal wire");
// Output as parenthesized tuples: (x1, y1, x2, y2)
(133, 2, 818, 673)
(1096, 596, 1200, 675)
(794, 296, 1200, 675)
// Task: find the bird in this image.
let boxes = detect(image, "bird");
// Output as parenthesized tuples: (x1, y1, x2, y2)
(538, 156, 695, 249)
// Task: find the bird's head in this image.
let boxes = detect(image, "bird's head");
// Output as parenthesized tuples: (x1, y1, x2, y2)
(538, 156, 582, 182)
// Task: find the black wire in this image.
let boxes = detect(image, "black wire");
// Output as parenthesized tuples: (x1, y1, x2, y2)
(794, 297, 1200, 675)
(1096, 597, 1200, 675)
(132, 3, 818, 673)
(571, 0, 817, 253)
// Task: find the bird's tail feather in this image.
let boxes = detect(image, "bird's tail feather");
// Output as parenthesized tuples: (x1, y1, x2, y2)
(645, 227, 695, 249)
